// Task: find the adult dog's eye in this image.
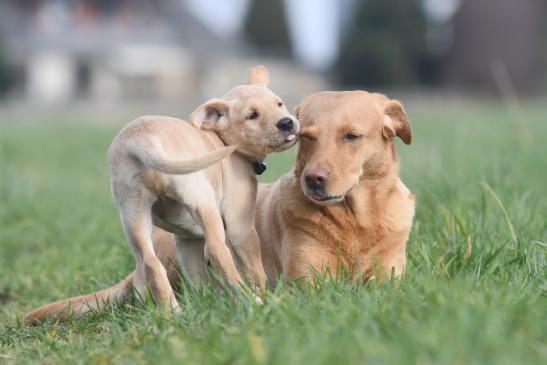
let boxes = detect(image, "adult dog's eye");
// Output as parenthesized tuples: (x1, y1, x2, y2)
(248, 111, 259, 120)
(277, 102, 283, 107)
(300, 134, 316, 141)
(344, 133, 361, 141)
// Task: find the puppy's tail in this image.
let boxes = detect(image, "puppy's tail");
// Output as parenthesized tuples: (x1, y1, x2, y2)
(131, 142, 237, 175)
(24, 272, 135, 325)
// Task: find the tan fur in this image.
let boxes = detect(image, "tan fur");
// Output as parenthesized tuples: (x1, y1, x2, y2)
(24, 66, 299, 323)
(256, 91, 415, 284)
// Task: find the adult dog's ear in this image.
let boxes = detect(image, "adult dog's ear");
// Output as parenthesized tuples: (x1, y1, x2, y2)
(192, 99, 231, 131)
(293, 104, 301, 119)
(382, 100, 412, 145)
(248, 65, 270, 86)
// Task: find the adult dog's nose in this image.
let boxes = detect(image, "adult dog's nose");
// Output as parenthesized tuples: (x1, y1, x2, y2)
(304, 168, 329, 191)
(276, 117, 294, 131)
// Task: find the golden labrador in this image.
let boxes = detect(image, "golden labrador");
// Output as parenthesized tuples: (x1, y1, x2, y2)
(257, 91, 415, 284)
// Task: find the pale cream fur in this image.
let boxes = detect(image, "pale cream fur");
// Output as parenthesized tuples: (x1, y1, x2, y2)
(24, 66, 299, 323)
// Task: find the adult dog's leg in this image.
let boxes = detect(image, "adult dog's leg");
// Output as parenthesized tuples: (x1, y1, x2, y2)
(24, 228, 179, 324)
(24, 273, 136, 324)
(119, 195, 179, 311)
(174, 236, 207, 287)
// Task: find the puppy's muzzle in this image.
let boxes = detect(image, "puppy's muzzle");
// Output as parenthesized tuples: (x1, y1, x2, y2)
(276, 117, 294, 132)
(276, 117, 298, 144)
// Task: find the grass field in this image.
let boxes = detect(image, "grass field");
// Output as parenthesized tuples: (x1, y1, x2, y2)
(0, 101, 546, 364)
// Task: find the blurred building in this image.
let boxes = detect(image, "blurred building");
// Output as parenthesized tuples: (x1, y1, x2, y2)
(0, 0, 324, 106)
(445, 0, 547, 92)
(1, 0, 217, 103)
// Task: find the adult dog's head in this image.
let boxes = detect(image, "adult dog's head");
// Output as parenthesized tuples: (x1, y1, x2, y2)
(295, 91, 412, 205)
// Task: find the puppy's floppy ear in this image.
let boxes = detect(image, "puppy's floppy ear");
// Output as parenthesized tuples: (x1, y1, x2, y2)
(382, 99, 412, 145)
(191, 99, 231, 131)
(248, 65, 270, 86)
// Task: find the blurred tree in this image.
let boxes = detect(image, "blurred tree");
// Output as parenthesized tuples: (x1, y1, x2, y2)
(244, 0, 292, 56)
(337, 0, 436, 87)
(543, 3, 547, 90)
(0, 43, 14, 97)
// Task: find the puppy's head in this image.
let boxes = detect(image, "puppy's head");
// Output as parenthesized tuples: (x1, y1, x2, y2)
(295, 91, 411, 206)
(191, 65, 299, 161)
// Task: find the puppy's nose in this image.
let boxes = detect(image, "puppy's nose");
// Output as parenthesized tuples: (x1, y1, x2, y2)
(304, 168, 329, 190)
(276, 117, 294, 131)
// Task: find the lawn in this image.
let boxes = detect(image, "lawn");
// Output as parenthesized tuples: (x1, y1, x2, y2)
(0, 100, 546, 364)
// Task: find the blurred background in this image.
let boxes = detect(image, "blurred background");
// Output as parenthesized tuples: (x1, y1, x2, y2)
(0, 0, 545, 118)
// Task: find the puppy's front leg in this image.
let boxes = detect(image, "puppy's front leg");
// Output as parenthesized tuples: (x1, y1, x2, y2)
(194, 203, 243, 288)
(223, 186, 267, 289)
(226, 225, 267, 289)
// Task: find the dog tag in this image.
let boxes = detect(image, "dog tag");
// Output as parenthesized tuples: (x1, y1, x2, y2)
(252, 161, 267, 175)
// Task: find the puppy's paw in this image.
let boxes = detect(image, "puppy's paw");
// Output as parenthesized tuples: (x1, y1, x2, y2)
(253, 294, 264, 306)
(170, 300, 182, 314)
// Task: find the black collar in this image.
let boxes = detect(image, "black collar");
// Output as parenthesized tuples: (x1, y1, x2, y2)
(252, 161, 267, 175)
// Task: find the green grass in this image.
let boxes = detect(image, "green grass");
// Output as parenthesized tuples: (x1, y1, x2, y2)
(0, 101, 546, 364)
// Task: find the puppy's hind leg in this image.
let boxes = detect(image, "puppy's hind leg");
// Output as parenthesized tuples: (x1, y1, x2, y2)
(118, 195, 179, 312)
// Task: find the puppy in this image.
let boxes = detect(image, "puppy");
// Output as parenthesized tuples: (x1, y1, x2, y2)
(256, 91, 415, 284)
(24, 66, 299, 322)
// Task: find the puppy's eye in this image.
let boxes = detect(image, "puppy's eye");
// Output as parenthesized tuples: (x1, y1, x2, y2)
(248, 111, 259, 120)
(344, 133, 361, 141)
(277, 102, 283, 107)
